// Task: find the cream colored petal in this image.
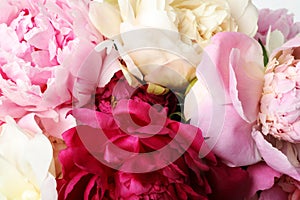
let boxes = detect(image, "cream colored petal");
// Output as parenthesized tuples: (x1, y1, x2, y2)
(40, 174, 57, 200)
(0, 156, 39, 200)
(118, 0, 135, 23)
(120, 63, 141, 87)
(266, 29, 285, 56)
(226, 0, 248, 18)
(0, 117, 53, 188)
(0, 117, 28, 171)
(134, 0, 177, 30)
(227, 0, 258, 36)
(0, 193, 7, 200)
(25, 133, 53, 187)
(89, 1, 122, 38)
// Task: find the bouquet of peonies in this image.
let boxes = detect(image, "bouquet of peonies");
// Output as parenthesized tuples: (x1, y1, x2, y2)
(1, 0, 300, 199)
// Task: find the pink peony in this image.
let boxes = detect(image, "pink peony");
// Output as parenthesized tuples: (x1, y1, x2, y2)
(252, 36, 300, 181)
(58, 71, 251, 199)
(185, 32, 264, 166)
(255, 9, 300, 45)
(0, 0, 119, 137)
(248, 162, 300, 200)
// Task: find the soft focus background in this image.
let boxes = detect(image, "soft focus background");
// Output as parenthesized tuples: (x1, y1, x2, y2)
(252, 0, 300, 21)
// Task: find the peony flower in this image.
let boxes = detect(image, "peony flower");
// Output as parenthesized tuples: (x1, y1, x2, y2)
(58, 70, 251, 199)
(255, 8, 300, 55)
(0, 0, 78, 136)
(247, 162, 282, 199)
(0, 116, 57, 200)
(248, 162, 300, 200)
(185, 32, 264, 166)
(56, 126, 115, 200)
(0, 0, 120, 138)
(252, 36, 300, 181)
(89, 0, 258, 44)
(262, 176, 300, 200)
(89, 0, 258, 90)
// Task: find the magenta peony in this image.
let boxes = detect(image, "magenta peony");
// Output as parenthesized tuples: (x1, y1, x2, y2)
(58, 71, 251, 200)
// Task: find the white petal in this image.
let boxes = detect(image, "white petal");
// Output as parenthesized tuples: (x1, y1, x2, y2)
(118, 0, 135, 23)
(0, 117, 29, 170)
(89, 1, 122, 38)
(266, 29, 284, 56)
(228, 0, 258, 36)
(24, 133, 53, 187)
(0, 156, 37, 199)
(134, 0, 177, 30)
(227, 0, 248, 18)
(40, 173, 58, 200)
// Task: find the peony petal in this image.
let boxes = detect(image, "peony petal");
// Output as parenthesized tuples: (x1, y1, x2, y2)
(211, 106, 261, 166)
(187, 33, 264, 166)
(0, 155, 38, 199)
(98, 49, 121, 87)
(0, 117, 29, 169)
(40, 107, 76, 139)
(226, 0, 248, 19)
(266, 29, 285, 56)
(185, 80, 261, 166)
(40, 173, 58, 200)
(41, 66, 71, 108)
(0, 99, 27, 120)
(0, 24, 24, 53)
(89, 1, 122, 38)
(24, 132, 53, 187)
(259, 185, 288, 200)
(234, 0, 258, 37)
(252, 130, 300, 181)
(247, 162, 281, 198)
(17, 113, 43, 134)
(270, 36, 300, 59)
(0, 0, 18, 24)
(229, 52, 250, 122)
(118, 0, 135, 23)
(229, 48, 264, 122)
(133, 0, 177, 31)
(201, 32, 264, 96)
(207, 162, 252, 200)
(184, 80, 214, 135)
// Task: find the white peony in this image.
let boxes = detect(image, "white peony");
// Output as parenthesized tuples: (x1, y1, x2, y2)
(89, 0, 258, 90)
(0, 117, 57, 200)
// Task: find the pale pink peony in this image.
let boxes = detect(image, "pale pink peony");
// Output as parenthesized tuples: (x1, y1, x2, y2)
(259, 49, 300, 142)
(0, 0, 119, 137)
(255, 9, 300, 45)
(248, 163, 300, 200)
(253, 36, 300, 181)
(185, 32, 264, 166)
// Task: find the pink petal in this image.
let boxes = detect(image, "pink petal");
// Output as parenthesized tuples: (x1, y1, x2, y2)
(199, 32, 264, 97)
(229, 48, 264, 122)
(40, 107, 76, 138)
(247, 162, 281, 198)
(0, 0, 18, 24)
(210, 106, 261, 166)
(17, 113, 43, 134)
(0, 99, 27, 119)
(252, 130, 300, 181)
(270, 37, 300, 59)
(259, 185, 288, 200)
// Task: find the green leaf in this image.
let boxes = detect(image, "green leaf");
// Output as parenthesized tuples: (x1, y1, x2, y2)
(258, 39, 269, 67)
